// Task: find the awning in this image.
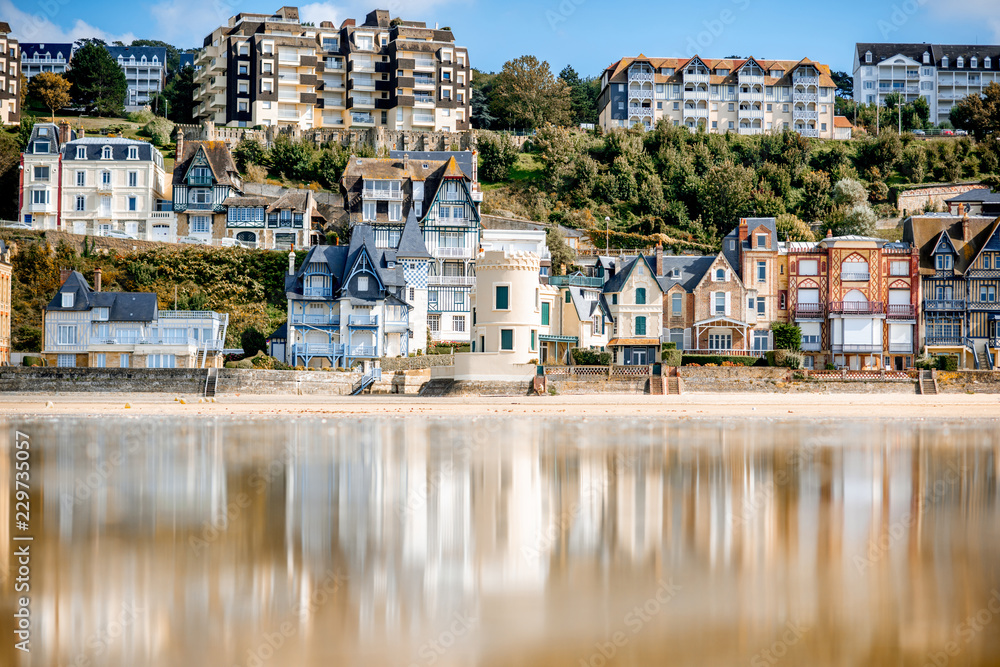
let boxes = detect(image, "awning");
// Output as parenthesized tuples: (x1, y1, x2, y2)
(608, 338, 660, 346)
(539, 335, 578, 344)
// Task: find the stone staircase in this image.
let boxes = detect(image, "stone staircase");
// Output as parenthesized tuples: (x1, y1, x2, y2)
(919, 370, 937, 395)
(419, 379, 455, 397)
(667, 377, 682, 395)
(979, 349, 991, 370)
(649, 377, 664, 395)
(203, 367, 218, 397)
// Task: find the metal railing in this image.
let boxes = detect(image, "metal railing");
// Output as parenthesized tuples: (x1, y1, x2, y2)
(923, 299, 966, 311)
(829, 301, 885, 315)
(888, 343, 914, 353)
(345, 345, 377, 357)
(794, 304, 825, 318)
(159, 310, 221, 319)
(925, 336, 964, 346)
(290, 314, 340, 325)
(548, 275, 604, 288)
(348, 315, 378, 326)
(832, 344, 883, 353)
(303, 287, 332, 298)
(841, 272, 870, 282)
(294, 343, 343, 357)
(886, 304, 916, 319)
(428, 276, 475, 286)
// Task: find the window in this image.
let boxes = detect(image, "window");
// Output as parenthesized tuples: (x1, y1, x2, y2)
(128, 196, 137, 212)
(93, 307, 109, 321)
(635, 316, 646, 336)
(780, 292, 787, 310)
(890, 260, 908, 276)
(755, 233, 766, 248)
(980, 285, 996, 302)
(530, 329, 536, 352)
(263, 62, 272, 74)
(541, 302, 550, 325)
(75, 195, 85, 211)
(120, 353, 130, 368)
(942, 56, 949, 68)
(102, 146, 112, 160)
(148, 354, 177, 369)
(409, 287, 415, 301)
(453, 316, 466, 332)
(57, 325, 77, 345)
(34, 141, 50, 154)
(715, 268, 726, 281)
(76, 146, 86, 159)
(798, 259, 818, 275)
(358, 276, 369, 291)
(102, 171, 112, 186)
(671, 293, 682, 315)
(935, 254, 954, 271)
(32, 190, 50, 205)
(34, 166, 49, 181)
(389, 203, 402, 221)
(428, 315, 440, 332)
(495, 285, 509, 310)
(612, 294, 618, 305)
(190, 216, 211, 234)
(94, 353, 106, 368)
(757, 297, 765, 315)
(128, 146, 138, 160)
(985, 255, 991, 270)
(635, 287, 646, 305)
(565, 291, 572, 304)
(76, 171, 85, 186)
(757, 261, 767, 283)
(865, 51, 872, 64)
(57, 354, 76, 368)
(239, 64, 248, 75)
(363, 201, 376, 221)
(714, 292, 725, 315)
(500, 329, 514, 351)
(238, 101, 248, 112)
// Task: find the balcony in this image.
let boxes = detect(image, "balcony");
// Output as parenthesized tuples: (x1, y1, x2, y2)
(841, 272, 870, 282)
(738, 91, 764, 102)
(682, 108, 708, 118)
(629, 106, 654, 118)
(886, 304, 916, 320)
(832, 344, 882, 353)
(794, 303, 825, 319)
(548, 275, 604, 288)
(923, 299, 966, 311)
(793, 110, 818, 121)
(801, 341, 822, 352)
(414, 59, 435, 71)
(351, 61, 375, 73)
(683, 89, 709, 100)
(363, 186, 403, 201)
(793, 75, 819, 85)
(629, 71, 654, 82)
(293, 343, 343, 357)
(793, 92, 818, 103)
(797, 129, 820, 138)
(683, 73, 710, 84)
(889, 343, 914, 353)
(97, 182, 113, 192)
(345, 345, 377, 357)
(829, 301, 885, 315)
(187, 175, 213, 187)
(738, 74, 764, 86)
(290, 313, 340, 326)
(303, 286, 333, 298)
(432, 246, 472, 258)
(738, 108, 764, 119)
(428, 275, 475, 286)
(738, 127, 764, 135)
(925, 336, 964, 346)
(628, 89, 653, 100)
(412, 114, 436, 126)
(348, 315, 378, 327)
(413, 77, 436, 88)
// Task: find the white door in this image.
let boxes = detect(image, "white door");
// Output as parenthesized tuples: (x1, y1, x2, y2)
(152, 224, 170, 241)
(125, 222, 139, 236)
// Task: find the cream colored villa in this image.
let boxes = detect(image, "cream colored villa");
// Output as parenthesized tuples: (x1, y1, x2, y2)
(598, 55, 838, 138)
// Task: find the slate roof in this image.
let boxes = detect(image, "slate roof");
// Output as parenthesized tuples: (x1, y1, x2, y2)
(223, 195, 274, 208)
(20, 43, 74, 60)
(855, 43, 1000, 71)
(26, 122, 75, 151)
(396, 208, 431, 258)
(603, 55, 837, 89)
(946, 189, 1000, 204)
(46, 271, 158, 321)
(267, 322, 287, 341)
(389, 151, 475, 179)
(173, 141, 240, 187)
(602, 255, 661, 295)
(903, 215, 1000, 276)
(655, 256, 715, 293)
(178, 53, 195, 69)
(105, 46, 167, 67)
(284, 224, 404, 300)
(62, 137, 158, 162)
(721, 228, 742, 280)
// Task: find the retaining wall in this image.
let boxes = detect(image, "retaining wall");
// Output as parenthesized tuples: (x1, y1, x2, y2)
(935, 371, 1000, 393)
(377, 354, 454, 372)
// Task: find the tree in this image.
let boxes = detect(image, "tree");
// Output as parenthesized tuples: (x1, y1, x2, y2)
(830, 71, 853, 99)
(951, 82, 1000, 140)
(546, 227, 575, 275)
(559, 65, 599, 126)
(477, 131, 518, 182)
(833, 178, 868, 208)
(490, 56, 571, 129)
(67, 41, 128, 116)
(699, 160, 755, 232)
(240, 326, 267, 357)
(28, 72, 72, 121)
(775, 213, 814, 242)
(837, 204, 877, 237)
(233, 137, 269, 172)
(150, 65, 196, 122)
(470, 87, 496, 130)
(772, 323, 802, 351)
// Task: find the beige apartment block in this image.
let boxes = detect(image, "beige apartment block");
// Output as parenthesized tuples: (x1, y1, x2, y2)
(0, 23, 21, 125)
(599, 55, 838, 138)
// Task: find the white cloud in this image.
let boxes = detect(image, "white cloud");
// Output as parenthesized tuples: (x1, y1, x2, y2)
(1, 0, 135, 44)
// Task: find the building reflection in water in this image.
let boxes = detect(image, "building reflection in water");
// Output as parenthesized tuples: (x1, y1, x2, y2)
(1, 417, 998, 667)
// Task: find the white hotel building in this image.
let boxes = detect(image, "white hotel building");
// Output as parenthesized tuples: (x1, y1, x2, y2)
(853, 43, 1000, 126)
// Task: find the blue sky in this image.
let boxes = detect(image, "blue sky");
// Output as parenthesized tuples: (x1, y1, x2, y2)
(5, 0, 1000, 76)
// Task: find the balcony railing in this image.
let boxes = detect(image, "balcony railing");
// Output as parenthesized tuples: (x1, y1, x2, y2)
(793, 75, 819, 85)
(97, 183, 113, 192)
(888, 343, 914, 353)
(793, 303, 825, 319)
(829, 301, 885, 315)
(923, 299, 966, 311)
(159, 310, 222, 320)
(187, 176, 213, 186)
(793, 110, 818, 121)
(797, 129, 820, 138)
(290, 314, 340, 325)
(629, 71, 654, 82)
(362, 187, 403, 201)
(629, 89, 653, 100)
(801, 341, 822, 352)
(832, 344, 882, 353)
(683, 73, 710, 84)
(348, 315, 378, 326)
(841, 272, 870, 282)
(293, 343, 343, 357)
(303, 287, 333, 298)
(345, 345, 377, 357)
(548, 275, 604, 288)
(432, 246, 472, 258)
(428, 275, 475, 286)
(925, 336, 964, 346)
(794, 92, 818, 103)
(886, 304, 916, 319)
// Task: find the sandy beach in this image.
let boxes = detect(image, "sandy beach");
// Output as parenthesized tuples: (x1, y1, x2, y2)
(0, 391, 998, 419)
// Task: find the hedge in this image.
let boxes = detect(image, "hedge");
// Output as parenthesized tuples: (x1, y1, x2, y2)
(766, 349, 803, 369)
(572, 348, 611, 366)
(681, 354, 758, 366)
(22, 356, 43, 367)
(661, 349, 682, 367)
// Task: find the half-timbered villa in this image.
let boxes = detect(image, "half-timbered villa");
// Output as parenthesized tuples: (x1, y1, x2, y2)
(283, 224, 411, 368)
(905, 214, 1000, 369)
(172, 135, 243, 241)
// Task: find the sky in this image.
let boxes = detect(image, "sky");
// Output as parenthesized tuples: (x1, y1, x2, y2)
(5, 0, 1000, 76)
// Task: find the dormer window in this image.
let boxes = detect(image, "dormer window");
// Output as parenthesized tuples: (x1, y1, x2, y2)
(935, 254, 954, 271)
(62, 292, 74, 308)
(38, 127, 48, 136)
(865, 51, 872, 64)
(715, 268, 726, 281)
(755, 233, 767, 248)
(152, 56, 158, 64)
(128, 146, 138, 160)
(102, 146, 112, 160)
(923, 52, 930, 64)
(942, 56, 949, 68)
(76, 146, 86, 159)
(33, 141, 49, 154)
(971, 57, 978, 68)
(957, 57, 964, 68)
(93, 307, 109, 321)
(140, 56, 147, 64)
(671, 268, 681, 279)
(987, 57, 993, 69)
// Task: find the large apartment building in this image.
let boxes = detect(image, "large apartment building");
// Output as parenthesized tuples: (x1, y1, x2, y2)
(105, 46, 168, 111)
(598, 55, 838, 138)
(853, 43, 1000, 126)
(193, 7, 470, 131)
(0, 23, 21, 125)
(20, 42, 74, 80)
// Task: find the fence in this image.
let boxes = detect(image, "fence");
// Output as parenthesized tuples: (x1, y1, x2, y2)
(803, 369, 918, 381)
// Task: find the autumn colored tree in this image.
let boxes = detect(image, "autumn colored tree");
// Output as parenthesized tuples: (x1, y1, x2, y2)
(28, 72, 72, 121)
(490, 55, 571, 129)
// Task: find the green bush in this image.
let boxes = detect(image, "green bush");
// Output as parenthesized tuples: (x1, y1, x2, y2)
(681, 354, 757, 366)
(767, 349, 803, 369)
(142, 117, 175, 145)
(225, 359, 254, 369)
(571, 348, 611, 366)
(22, 356, 43, 367)
(662, 342, 677, 350)
(127, 109, 154, 124)
(939, 355, 959, 372)
(661, 348, 682, 367)
(477, 131, 519, 182)
(772, 323, 802, 351)
(240, 326, 267, 357)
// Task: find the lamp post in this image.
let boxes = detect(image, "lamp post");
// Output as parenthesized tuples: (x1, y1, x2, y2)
(605, 216, 610, 253)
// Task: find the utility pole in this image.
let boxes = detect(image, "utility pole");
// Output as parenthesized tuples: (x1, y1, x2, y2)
(898, 98, 902, 134)
(605, 216, 610, 253)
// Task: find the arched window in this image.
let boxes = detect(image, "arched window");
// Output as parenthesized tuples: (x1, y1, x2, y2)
(715, 268, 726, 281)
(102, 146, 112, 160)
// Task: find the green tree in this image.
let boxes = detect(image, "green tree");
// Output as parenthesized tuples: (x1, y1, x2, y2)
(67, 41, 128, 116)
(150, 64, 196, 122)
(27, 72, 72, 121)
(240, 326, 267, 357)
(269, 135, 315, 181)
(951, 82, 1000, 140)
(546, 227, 575, 275)
(832, 178, 868, 208)
(830, 71, 853, 98)
(559, 65, 600, 126)
(470, 86, 496, 130)
(772, 322, 802, 351)
(799, 170, 832, 222)
(837, 204, 877, 236)
(491, 55, 572, 129)
(699, 160, 755, 232)
(775, 213, 814, 242)
(477, 131, 518, 182)
(233, 137, 269, 172)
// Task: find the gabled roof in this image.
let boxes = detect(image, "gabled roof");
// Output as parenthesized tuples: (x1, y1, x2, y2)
(267, 322, 287, 341)
(602, 255, 663, 295)
(603, 55, 836, 88)
(396, 208, 431, 258)
(932, 231, 959, 255)
(389, 150, 475, 179)
(834, 116, 854, 129)
(46, 271, 158, 321)
(904, 215, 1000, 275)
(104, 46, 167, 64)
(172, 141, 240, 187)
(855, 43, 1000, 71)
(946, 188, 1000, 205)
(655, 256, 715, 293)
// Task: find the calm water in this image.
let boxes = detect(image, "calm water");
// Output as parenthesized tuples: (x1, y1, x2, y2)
(2, 417, 999, 667)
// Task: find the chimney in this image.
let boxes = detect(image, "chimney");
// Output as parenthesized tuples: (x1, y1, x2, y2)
(78, 127, 85, 139)
(58, 120, 71, 144)
(826, 228, 833, 238)
(174, 127, 185, 164)
(655, 243, 664, 277)
(60, 268, 71, 284)
(288, 249, 296, 275)
(94, 268, 102, 292)
(738, 218, 748, 244)
(962, 212, 971, 242)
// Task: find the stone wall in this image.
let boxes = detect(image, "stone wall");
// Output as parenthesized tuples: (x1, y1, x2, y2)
(897, 183, 982, 215)
(935, 371, 1000, 393)
(377, 354, 454, 372)
(1, 229, 174, 255)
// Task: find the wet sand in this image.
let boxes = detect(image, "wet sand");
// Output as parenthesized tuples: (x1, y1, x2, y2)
(0, 392, 998, 419)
